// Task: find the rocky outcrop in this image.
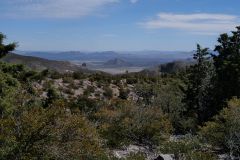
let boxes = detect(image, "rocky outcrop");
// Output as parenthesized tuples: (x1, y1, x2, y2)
(112, 145, 173, 160)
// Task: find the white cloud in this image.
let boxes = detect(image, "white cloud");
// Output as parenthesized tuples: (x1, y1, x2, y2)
(141, 13, 240, 35)
(3, 0, 139, 18)
(4, 0, 119, 18)
(102, 34, 118, 37)
(130, 0, 138, 4)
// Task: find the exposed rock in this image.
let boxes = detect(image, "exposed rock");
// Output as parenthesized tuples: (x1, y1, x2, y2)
(112, 145, 173, 160)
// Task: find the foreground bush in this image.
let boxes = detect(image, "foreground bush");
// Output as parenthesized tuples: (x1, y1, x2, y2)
(199, 98, 240, 159)
(95, 100, 173, 147)
(0, 102, 107, 159)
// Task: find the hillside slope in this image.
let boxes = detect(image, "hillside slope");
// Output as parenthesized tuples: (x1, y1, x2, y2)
(1, 53, 87, 73)
(140, 59, 194, 75)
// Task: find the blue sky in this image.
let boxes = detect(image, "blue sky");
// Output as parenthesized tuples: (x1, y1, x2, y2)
(0, 0, 240, 51)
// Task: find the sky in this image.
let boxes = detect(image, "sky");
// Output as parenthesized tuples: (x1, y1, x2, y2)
(0, 0, 240, 51)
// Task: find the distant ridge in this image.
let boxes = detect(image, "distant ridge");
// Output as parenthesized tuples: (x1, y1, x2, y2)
(18, 50, 193, 65)
(104, 58, 132, 67)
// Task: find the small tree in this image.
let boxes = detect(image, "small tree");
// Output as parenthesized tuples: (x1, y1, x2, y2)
(44, 87, 60, 108)
(0, 33, 17, 59)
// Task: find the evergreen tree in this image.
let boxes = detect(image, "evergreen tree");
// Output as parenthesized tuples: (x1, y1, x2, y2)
(213, 26, 240, 109)
(184, 44, 213, 128)
(0, 33, 17, 59)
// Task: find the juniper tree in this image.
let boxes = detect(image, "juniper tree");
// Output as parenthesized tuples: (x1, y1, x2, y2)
(0, 33, 17, 59)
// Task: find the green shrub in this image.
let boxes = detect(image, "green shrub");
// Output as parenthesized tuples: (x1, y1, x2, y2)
(50, 71, 62, 79)
(125, 153, 146, 160)
(119, 87, 129, 100)
(126, 78, 137, 84)
(95, 101, 173, 147)
(103, 86, 113, 99)
(62, 76, 74, 84)
(73, 72, 86, 79)
(160, 136, 217, 160)
(0, 105, 107, 160)
(83, 86, 95, 97)
(185, 151, 217, 160)
(199, 98, 240, 157)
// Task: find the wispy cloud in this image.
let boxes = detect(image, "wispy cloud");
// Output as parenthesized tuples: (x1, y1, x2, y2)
(102, 34, 118, 37)
(130, 0, 139, 4)
(140, 13, 240, 35)
(2, 0, 138, 19)
(3, 0, 119, 18)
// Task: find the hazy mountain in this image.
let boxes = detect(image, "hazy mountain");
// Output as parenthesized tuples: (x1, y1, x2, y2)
(12, 50, 195, 74)
(103, 58, 132, 67)
(18, 51, 121, 61)
(18, 50, 193, 66)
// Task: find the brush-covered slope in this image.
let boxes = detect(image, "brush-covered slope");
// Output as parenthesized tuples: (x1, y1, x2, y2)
(1, 53, 87, 73)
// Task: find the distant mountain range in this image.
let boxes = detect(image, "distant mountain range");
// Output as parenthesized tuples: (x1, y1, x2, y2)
(5, 50, 199, 74)
(16, 50, 194, 67)
(104, 58, 132, 67)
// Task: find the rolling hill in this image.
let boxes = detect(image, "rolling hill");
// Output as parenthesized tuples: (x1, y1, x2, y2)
(1, 53, 88, 73)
